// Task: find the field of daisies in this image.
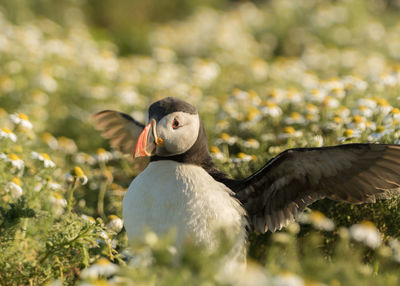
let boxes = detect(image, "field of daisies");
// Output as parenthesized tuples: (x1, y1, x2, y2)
(1, 0, 400, 285)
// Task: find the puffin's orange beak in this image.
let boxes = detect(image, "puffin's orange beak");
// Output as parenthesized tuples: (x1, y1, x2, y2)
(134, 122, 152, 158)
(134, 119, 163, 158)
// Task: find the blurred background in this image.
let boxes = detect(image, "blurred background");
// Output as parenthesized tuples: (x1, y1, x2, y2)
(1, 0, 400, 149)
(1, 0, 400, 151)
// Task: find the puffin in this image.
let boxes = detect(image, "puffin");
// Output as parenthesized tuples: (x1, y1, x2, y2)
(92, 97, 400, 253)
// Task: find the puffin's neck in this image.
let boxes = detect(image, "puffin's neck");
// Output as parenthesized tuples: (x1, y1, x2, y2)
(150, 121, 216, 171)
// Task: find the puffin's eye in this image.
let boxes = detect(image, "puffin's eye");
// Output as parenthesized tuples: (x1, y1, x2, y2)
(172, 118, 180, 129)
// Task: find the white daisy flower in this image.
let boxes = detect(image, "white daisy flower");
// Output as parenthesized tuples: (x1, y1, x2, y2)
(232, 153, 255, 163)
(106, 215, 124, 233)
(57, 136, 78, 154)
(298, 211, 335, 231)
(284, 112, 306, 125)
(243, 138, 260, 149)
(74, 152, 96, 165)
(261, 101, 282, 118)
(48, 181, 62, 190)
(353, 105, 374, 118)
(215, 133, 238, 146)
(368, 125, 393, 142)
(80, 258, 119, 279)
(380, 73, 397, 87)
(210, 146, 225, 161)
(323, 96, 339, 108)
(81, 214, 96, 224)
(357, 98, 376, 109)
(374, 97, 392, 115)
(277, 127, 303, 139)
(144, 231, 159, 246)
(0, 153, 24, 170)
(349, 221, 381, 249)
(342, 76, 368, 91)
(6, 178, 23, 199)
(50, 192, 67, 215)
(41, 132, 58, 149)
(9, 113, 33, 129)
(337, 128, 362, 142)
(307, 88, 327, 102)
(0, 127, 16, 142)
(285, 89, 303, 104)
(95, 148, 113, 163)
(31, 152, 56, 168)
(273, 271, 305, 286)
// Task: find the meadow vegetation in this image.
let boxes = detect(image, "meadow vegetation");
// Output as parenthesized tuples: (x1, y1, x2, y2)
(0, 0, 400, 285)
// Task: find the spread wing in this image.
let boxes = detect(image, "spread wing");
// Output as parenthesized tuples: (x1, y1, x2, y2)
(91, 110, 145, 154)
(233, 144, 400, 233)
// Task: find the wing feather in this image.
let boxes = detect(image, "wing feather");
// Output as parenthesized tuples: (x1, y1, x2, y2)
(234, 143, 400, 233)
(91, 110, 145, 154)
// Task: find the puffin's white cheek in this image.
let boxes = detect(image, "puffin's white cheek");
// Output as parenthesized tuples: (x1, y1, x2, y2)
(167, 129, 197, 154)
(155, 112, 200, 156)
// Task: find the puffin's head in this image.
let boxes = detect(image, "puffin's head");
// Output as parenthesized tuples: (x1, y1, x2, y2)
(134, 97, 200, 158)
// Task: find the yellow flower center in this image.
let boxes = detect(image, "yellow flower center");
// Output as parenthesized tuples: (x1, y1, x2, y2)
(96, 258, 111, 266)
(287, 89, 297, 99)
(307, 104, 317, 111)
(311, 89, 320, 95)
(247, 108, 260, 121)
(52, 192, 63, 199)
(265, 101, 277, 108)
(333, 116, 342, 124)
(376, 126, 385, 133)
(108, 214, 119, 221)
(1, 127, 12, 134)
(12, 177, 21, 186)
(332, 87, 343, 94)
(41, 132, 54, 142)
(284, 126, 295, 134)
(72, 166, 85, 178)
(290, 112, 301, 119)
(270, 89, 279, 98)
(248, 90, 258, 99)
(306, 114, 314, 120)
(344, 129, 354, 137)
(221, 133, 231, 140)
(352, 115, 363, 123)
(375, 97, 389, 107)
(8, 153, 20, 161)
(210, 146, 221, 154)
(237, 152, 247, 159)
(310, 211, 326, 223)
(18, 113, 29, 120)
(361, 220, 376, 229)
(97, 148, 107, 155)
(57, 136, 69, 145)
(391, 108, 400, 114)
(40, 153, 51, 161)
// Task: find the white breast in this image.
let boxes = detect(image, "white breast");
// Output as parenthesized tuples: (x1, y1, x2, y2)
(122, 160, 246, 250)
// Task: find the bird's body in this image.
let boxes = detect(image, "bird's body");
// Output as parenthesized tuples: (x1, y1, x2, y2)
(123, 160, 246, 250)
(92, 96, 400, 260)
